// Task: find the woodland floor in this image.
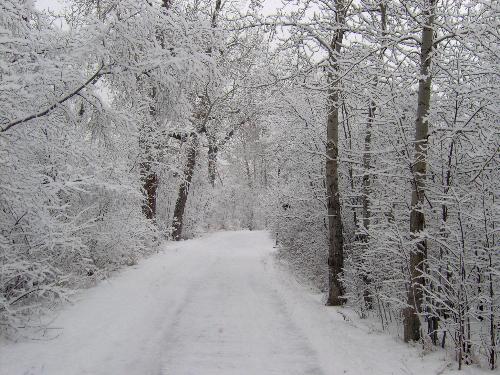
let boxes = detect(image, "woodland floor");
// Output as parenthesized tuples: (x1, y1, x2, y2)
(0, 231, 488, 375)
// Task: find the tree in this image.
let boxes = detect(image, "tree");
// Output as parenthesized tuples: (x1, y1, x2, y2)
(167, 0, 265, 239)
(403, 0, 436, 343)
(0, 0, 212, 337)
(325, 0, 350, 306)
(171, 134, 198, 240)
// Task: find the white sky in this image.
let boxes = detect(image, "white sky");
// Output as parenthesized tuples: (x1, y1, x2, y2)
(36, 0, 282, 14)
(35, 0, 66, 11)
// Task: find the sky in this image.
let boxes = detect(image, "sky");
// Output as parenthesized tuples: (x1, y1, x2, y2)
(35, 0, 283, 14)
(35, 0, 66, 12)
(33, 0, 283, 32)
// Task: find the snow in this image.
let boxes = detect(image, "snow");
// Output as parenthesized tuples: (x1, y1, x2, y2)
(0, 231, 490, 375)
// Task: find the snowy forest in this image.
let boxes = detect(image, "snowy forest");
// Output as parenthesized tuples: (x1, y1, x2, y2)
(0, 0, 498, 373)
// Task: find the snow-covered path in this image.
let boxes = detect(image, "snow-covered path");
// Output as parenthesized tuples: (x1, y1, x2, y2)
(159, 233, 321, 375)
(0, 231, 483, 375)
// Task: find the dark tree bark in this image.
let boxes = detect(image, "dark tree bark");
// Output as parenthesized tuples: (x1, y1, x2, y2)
(140, 85, 159, 221)
(208, 136, 218, 187)
(404, 0, 436, 343)
(141, 161, 158, 220)
(489, 252, 496, 370)
(172, 135, 198, 240)
(211, 0, 222, 28)
(326, 0, 348, 307)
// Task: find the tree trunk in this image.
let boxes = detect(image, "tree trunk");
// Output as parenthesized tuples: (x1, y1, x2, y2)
(404, 0, 435, 343)
(204, 0, 222, 186)
(362, 1, 386, 236)
(172, 135, 198, 240)
(489, 252, 496, 370)
(243, 141, 254, 230)
(359, 1, 387, 311)
(141, 162, 158, 220)
(326, 0, 347, 306)
(208, 136, 218, 187)
(139, 0, 172, 221)
(360, 101, 375, 310)
(361, 102, 374, 235)
(341, 103, 358, 227)
(139, 0, 172, 220)
(140, 86, 158, 221)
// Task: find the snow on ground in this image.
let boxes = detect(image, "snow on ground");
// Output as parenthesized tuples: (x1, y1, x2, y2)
(0, 231, 490, 375)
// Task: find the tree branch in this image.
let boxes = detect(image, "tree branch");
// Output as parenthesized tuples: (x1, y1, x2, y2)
(1, 65, 108, 133)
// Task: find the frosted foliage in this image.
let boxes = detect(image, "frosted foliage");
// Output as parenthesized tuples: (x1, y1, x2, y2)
(0, 0, 211, 337)
(256, 0, 499, 369)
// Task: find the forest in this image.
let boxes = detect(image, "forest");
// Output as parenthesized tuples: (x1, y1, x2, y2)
(0, 0, 498, 373)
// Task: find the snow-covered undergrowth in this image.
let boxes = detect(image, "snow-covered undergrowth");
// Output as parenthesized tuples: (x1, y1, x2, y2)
(0, 117, 158, 338)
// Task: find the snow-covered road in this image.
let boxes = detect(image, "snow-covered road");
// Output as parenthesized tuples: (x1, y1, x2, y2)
(0, 231, 484, 375)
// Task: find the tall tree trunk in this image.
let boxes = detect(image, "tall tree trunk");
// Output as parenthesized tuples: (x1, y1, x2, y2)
(141, 87, 158, 221)
(361, 102, 374, 235)
(360, 2, 387, 310)
(489, 251, 496, 370)
(404, 0, 436, 343)
(170, 0, 223, 234)
(208, 136, 218, 187)
(204, 0, 222, 186)
(140, 0, 173, 221)
(326, 0, 348, 307)
(242, 141, 254, 230)
(341, 103, 358, 227)
(362, 1, 386, 235)
(172, 135, 198, 240)
(141, 161, 158, 220)
(360, 100, 375, 310)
